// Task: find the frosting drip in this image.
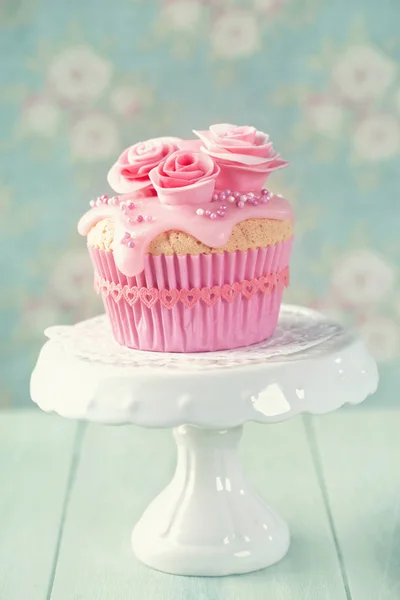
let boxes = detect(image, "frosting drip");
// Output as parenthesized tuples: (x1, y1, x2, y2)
(79, 123, 293, 278)
(78, 192, 293, 277)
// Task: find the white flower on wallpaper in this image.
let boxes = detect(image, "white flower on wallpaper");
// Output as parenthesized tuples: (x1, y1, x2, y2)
(162, 0, 202, 30)
(332, 44, 396, 104)
(109, 85, 150, 118)
(309, 298, 400, 363)
(306, 95, 345, 137)
(70, 113, 120, 161)
(294, 40, 399, 167)
(359, 315, 400, 362)
(48, 45, 112, 104)
(50, 250, 97, 309)
(23, 301, 62, 337)
(253, 0, 286, 14)
(212, 10, 261, 59)
(395, 89, 400, 113)
(23, 250, 101, 338)
(353, 114, 400, 161)
(308, 299, 346, 325)
(307, 249, 399, 363)
(330, 250, 396, 308)
(18, 41, 156, 166)
(22, 96, 60, 137)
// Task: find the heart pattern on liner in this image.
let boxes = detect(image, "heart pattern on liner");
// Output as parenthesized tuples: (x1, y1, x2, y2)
(180, 288, 200, 309)
(241, 279, 258, 300)
(201, 286, 221, 307)
(123, 285, 139, 306)
(94, 266, 289, 310)
(221, 282, 241, 303)
(159, 288, 180, 309)
(139, 287, 159, 308)
(259, 275, 272, 295)
(110, 283, 123, 303)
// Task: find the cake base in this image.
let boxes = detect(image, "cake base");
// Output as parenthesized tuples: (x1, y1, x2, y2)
(132, 425, 289, 576)
(30, 305, 378, 576)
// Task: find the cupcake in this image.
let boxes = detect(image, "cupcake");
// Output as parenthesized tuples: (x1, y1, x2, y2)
(78, 123, 294, 352)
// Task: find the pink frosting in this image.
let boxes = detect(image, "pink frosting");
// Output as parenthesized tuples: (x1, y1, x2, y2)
(78, 193, 293, 278)
(80, 123, 293, 278)
(107, 136, 181, 193)
(194, 123, 288, 192)
(149, 150, 220, 205)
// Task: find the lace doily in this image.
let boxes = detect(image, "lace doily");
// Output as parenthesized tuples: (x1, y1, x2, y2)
(44, 305, 351, 370)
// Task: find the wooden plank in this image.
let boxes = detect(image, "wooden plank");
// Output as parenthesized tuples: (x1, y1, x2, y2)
(312, 410, 400, 600)
(0, 410, 78, 600)
(51, 419, 347, 600)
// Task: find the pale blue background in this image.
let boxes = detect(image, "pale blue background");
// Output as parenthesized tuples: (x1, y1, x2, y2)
(1, 0, 399, 406)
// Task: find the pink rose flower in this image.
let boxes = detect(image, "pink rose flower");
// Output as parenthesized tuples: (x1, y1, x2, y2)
(149, 150, 220, 205)
(177, 139, 203, 151)
(107, 136, 181, 193)
(193, 123, 288, 191)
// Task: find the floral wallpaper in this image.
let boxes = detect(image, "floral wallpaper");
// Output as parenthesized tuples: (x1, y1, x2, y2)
(1, 0, 399, 406)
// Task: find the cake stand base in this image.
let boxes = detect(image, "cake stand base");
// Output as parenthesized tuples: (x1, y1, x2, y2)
(30, 306, 379, 577)
(131, 425, 289, 576)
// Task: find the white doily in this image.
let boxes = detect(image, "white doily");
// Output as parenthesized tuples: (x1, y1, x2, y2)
(44, 305, 352, 370)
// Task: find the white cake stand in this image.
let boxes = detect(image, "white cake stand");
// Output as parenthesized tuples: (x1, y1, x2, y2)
(30, 305, 378, 577)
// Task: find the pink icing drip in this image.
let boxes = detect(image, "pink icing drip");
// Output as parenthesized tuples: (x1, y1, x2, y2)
(78, 193, 293, 277)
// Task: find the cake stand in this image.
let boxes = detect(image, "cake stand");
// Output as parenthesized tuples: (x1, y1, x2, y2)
(30, 305, 378, 577)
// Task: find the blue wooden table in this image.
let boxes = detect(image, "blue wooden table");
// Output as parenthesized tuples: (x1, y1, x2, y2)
(1, 407, 399, 600)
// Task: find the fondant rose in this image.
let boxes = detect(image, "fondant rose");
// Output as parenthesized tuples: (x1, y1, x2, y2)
(193, 123, 288, 191)
(177, 139, 203, 151)
(149, 150, 220, 205)
(107, 136, 181, 193)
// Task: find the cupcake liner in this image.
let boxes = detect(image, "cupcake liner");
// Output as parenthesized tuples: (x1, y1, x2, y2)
(88, 238, 293, 352)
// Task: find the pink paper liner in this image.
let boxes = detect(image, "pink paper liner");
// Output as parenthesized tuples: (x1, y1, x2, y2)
(88, 238, 293, 352)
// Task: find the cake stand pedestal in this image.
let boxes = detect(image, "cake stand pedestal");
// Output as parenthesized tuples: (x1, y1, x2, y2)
(30, 305, 378, 577)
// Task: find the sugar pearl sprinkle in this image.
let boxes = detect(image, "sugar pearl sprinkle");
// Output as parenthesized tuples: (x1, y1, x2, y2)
(89, 194, 155, 227)
(120, 202, 154, 224)
(126, 214, 153, 224)
(121, 231, 136, 248)
(196, 188, 271, 219)
(89, 194, 111, 208)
